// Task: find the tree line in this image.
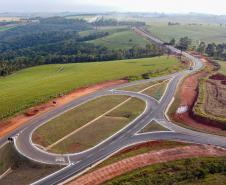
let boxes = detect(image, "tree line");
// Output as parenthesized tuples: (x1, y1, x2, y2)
(0, 17, 162, 76)
(169, 37, 226, 60)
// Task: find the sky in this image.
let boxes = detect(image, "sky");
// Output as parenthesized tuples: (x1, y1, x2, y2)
(0, 0, 226, 15)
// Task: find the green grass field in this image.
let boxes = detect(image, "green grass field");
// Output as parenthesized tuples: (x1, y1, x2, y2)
(119, 81, 158, 92)
(0, 56, 181, 120)
(89, 30, 149, 49)
(143, 80, 169, 100)
(33, 95, 129, 147)
(49, 97, 145, 154)
(218, 61, 226, 75)
(146, 23, 226, 44)
(104, 157, 226, 185)
(140, 120, 169, 133)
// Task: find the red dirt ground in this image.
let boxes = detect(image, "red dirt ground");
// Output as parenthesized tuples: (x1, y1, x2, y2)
(67, 145, 226, 185)
(0, 80, 127, 137)
(173, 57, 226, 135)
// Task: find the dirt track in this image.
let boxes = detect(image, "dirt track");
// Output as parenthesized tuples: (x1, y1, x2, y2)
(67, 145, 226, 185)
(0, 80, 127, 137)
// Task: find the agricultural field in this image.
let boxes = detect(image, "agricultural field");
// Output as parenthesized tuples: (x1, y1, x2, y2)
(104, 157, 226, 185)
(193, 74, 226, 128)
(146, 23, 226, 44)
(0, 56, 182, 120)
(88, 30, 149, 50)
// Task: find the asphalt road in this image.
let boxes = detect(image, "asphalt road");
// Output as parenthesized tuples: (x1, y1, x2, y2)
(0, 27, 226, 185)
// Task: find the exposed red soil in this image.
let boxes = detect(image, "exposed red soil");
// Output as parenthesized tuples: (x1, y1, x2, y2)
(173, 56, 226, 135)
(0, 80, 127, 137)
(67, 145, 226, 185)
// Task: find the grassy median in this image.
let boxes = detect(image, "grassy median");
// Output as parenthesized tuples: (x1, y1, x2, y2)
(33, 95, 129, 147)
(49, 97, 145, 154)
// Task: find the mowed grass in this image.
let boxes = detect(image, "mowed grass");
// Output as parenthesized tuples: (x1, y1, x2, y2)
(143, 80, 169, 100)
(33, 95, 129, 147)
(49, 97, 145, 154)
(218, 61, 226, 75)
(0, 56, 180, 120)
(140, 120, 170, 133)
(146, 23, 226, 44)
(89, 30, 149, 50)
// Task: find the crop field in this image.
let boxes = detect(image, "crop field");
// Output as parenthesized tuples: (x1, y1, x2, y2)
(49, 97, 145, 154)
(88, 30, 149, 50)
(0, 56, 181, 120)
(146, 23, 226, 44)
(104, 157, 226, 185)
(204, 80, 226, 118)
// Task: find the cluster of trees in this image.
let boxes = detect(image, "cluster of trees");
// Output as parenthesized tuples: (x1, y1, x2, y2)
(169, 37, 192, 51)
(197, 42, 226, 60)
(169, 36, 226, 61)
(93, 17, 146, 27)
(0, 42, 163, 76)
(0, 16, 162, 76)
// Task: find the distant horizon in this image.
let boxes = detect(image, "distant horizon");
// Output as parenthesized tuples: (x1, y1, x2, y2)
(0, 0, 226, 16)
(1, 11, 226, 17)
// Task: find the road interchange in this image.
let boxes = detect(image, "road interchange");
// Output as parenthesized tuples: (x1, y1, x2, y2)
(0, 28, 226, 185)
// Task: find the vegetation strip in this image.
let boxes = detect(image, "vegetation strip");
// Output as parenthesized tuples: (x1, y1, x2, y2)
(35, 78, 170, 153)
(49, 98, 145, 154)
(46, 98, 132, 150)
(33, 96, 129, 147)
(140, 120, 170, 133)
(66, 145, 226, 185)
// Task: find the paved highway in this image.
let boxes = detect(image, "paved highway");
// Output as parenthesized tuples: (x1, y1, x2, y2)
(0, 27, 226, 185)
